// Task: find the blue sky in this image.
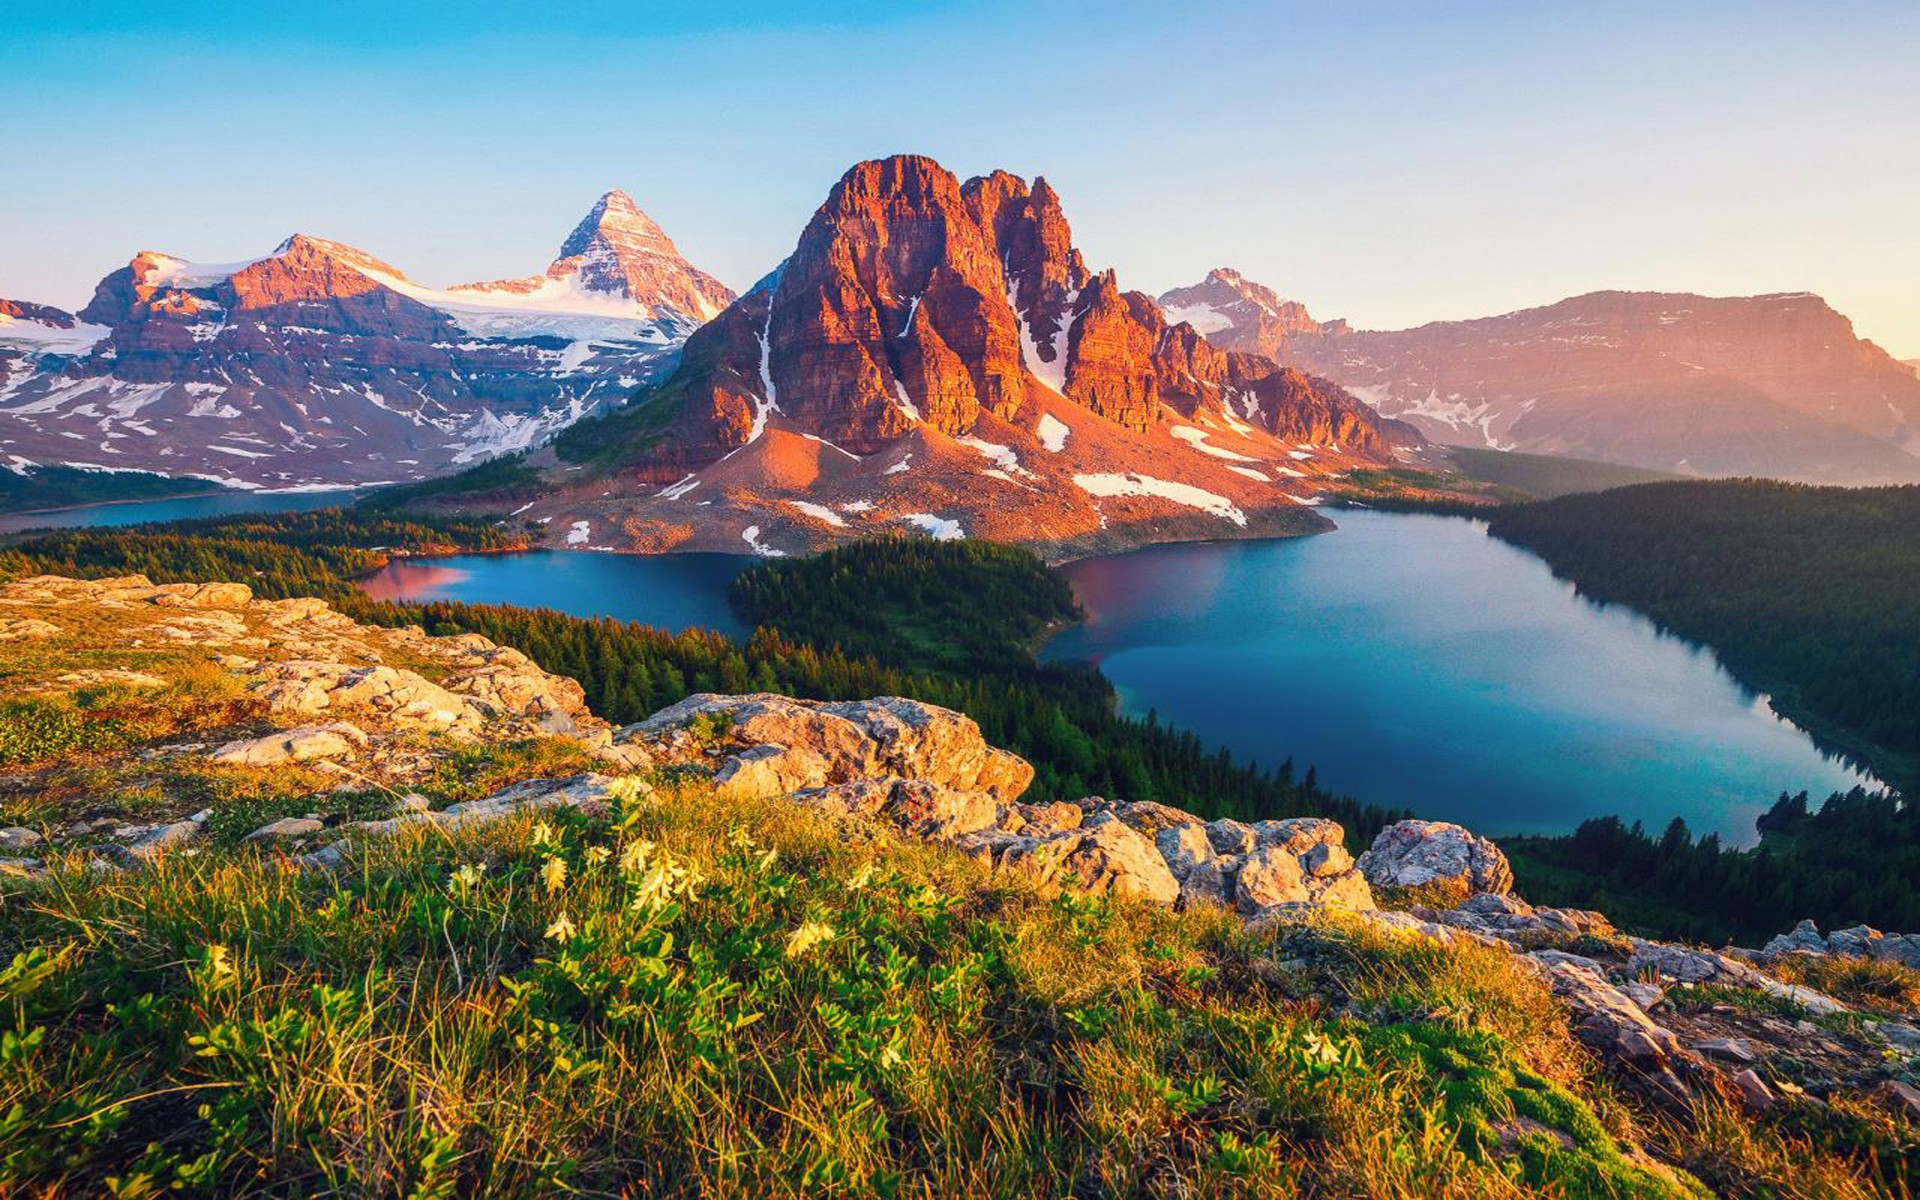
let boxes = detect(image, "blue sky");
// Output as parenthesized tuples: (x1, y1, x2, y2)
(4, 1, 1916, 355)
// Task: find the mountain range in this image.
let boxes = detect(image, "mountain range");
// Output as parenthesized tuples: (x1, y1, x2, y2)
(454, 155, 1410, 558)
(1162, 269, 1920, 484)
(0, 191, 730, 488)
(5, 165, 1915, 521)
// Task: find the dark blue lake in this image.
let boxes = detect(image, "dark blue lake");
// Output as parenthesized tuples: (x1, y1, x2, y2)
(1040, 510, 1872, 843)
(359, 550, 752, 638)
(0, 489, 359, 534)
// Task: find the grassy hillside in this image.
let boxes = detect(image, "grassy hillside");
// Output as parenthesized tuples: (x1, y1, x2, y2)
(1443, 448, 1686, 500)
(0, 465, 227, 514)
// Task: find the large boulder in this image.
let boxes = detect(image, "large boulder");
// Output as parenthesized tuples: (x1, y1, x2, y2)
(622, 693, 1034, 802)
(209, 721, 369, 767)
(1000, 816, 1180, 905)
(1761, 919, 1830, 958)
(1357, 819, 1513, 896)
(1232, 820, 1375, 914)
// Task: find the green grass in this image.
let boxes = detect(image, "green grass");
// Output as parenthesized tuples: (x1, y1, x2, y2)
(1442, 448, 1686, 500)
(1, 777, 1730, 1198)
(355, 454, 548, 512)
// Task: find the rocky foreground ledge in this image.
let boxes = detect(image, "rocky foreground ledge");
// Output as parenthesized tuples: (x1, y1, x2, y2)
(2, 574, 1916, 1127)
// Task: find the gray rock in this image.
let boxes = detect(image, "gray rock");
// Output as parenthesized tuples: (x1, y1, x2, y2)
(1529, 950, 1703, 1108)
(1876, 1080, 1920, 1121)
(1826, 924, 1883, 958)
(1357, 819, 1514, 896)
(119, 809, 210, 860)
(1235, 836, 1375, 915)
(245, 817, 326, 841)
(1155, 823, 1216, 879)
(0, 856, 46, 880)
(1000, 818, 1180, 905)
(1694, 1037, 1757, 1064)
(1730, 1069, 1775, 1112)
(208, 721, 368, 767)
(1867, 933, 1920, 969)
(0, 826, 43, 852)
(1622, 981, 1665, 1011)
(1203, 818, 1255, 856)
(1177, 855, 1240, 911)
(1762, 919, 1829, 958)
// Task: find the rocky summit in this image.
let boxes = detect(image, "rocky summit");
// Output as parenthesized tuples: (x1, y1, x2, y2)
(0, 193, 732, 489)
(451, 155, 1417, 559)
(1163, 273, 1920, 485)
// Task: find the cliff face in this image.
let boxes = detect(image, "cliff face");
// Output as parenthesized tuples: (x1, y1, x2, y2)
(495, 156, 1409, 558)
(1162, 276, 1920, 485)
(0, 194, 731, 488)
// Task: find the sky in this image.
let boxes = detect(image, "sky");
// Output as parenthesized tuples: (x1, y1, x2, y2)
(3, 1, 1917, 356)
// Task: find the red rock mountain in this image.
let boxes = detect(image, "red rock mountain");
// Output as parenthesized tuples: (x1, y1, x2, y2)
(1163, 274, 1920, 484)
(483, 156, 1409, 558)
(0, 194, 731, 488)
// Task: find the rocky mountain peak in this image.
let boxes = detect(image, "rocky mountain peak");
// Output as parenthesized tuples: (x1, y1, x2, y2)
(1158, 268, 1327, 358)
(555, 188, 670, 260)
(6, 199, 724, 489)
(520, 153, 1403, 557)
(539, 189, 734, 321)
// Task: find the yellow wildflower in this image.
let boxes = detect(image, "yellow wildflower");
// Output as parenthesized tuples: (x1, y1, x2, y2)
(784, 920, 837, 959)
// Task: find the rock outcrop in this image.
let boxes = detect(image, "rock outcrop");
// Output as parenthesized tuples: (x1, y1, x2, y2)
(1762, 918, 1920, 969)
(0, 572, 627, 757)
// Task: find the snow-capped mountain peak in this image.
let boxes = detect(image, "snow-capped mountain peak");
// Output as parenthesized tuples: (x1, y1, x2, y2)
(0, 194, 734, 489)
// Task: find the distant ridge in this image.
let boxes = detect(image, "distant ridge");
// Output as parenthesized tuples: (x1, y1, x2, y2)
(1161, 272, 1920, 485)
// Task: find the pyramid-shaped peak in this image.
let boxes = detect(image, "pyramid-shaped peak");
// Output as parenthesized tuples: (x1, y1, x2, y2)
(559, 189, 669, 257)
(539, 191, 734, 320)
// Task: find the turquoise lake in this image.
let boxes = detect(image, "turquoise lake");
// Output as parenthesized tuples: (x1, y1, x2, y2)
(1041, 509, 1872, 843)
(360, 550, 753, 639)
(345, 509, 1871, 842)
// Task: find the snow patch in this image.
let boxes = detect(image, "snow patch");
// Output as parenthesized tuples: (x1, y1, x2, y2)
(565, 520, 591, 545)
(741, 525, 786, 557)
(786, 500, 846, 527)
(1072, 472, 1247, 526)
(657, 474, 701, 500)
(898, 513, 965, 541)
(1160, 302, 1232, 335)
(960, 437, 1035, 478)
(1170, 425, 1259, 462)
(1035, 412, 1070, 452)
(891, 380, 923, 422)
